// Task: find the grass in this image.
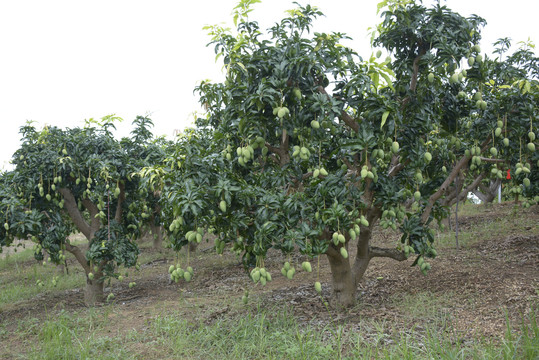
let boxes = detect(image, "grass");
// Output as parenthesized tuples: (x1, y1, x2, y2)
(152, 306, 337, 359)
(435, 202, 538, 249)
(0, 235, 165, 312)
(24, 308, 135, 360)
(9, 303, 535, 360)
(0, 247, 85, 311)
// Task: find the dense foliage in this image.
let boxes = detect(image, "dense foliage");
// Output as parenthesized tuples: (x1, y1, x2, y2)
(0, 116, 166, 304)
(157, 0, 538, 307)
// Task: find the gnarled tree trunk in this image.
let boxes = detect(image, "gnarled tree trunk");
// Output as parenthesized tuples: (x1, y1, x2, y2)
(84, 274, 104, 305)
(326, 247, 358, 308)
(325, 211, 405, 308)
(59, 184, 127, 306)
(472, 179, 501, 205)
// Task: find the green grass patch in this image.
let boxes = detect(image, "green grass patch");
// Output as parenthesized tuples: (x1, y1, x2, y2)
(148, 304, 539, 360)
(21, 308, 135, 360)
(0, 248, 86, 311)
(391, 290, 453, 322)
(151, 306, 339, 360)
(435, 204, 537, 250)
(3, 300, 538, 359)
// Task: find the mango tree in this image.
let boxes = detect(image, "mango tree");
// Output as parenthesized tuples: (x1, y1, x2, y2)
(6, 116, 158, 305)
(0, 171, 43, 253)
(124, 116, 170, 249)
(435, 36, 539, 207)
(164, 1, 537, 307)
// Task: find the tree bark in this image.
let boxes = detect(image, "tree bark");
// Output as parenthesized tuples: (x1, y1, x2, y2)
(149, 211, 163, 250)
(188, 241, 198, 253)
(65, 242, 90, 273)
(472, 179, 501, 204)
(323, 209, 407, 308)
(58, 188, 91, 239)
(114, 182, 125, 223)
(84, 275, 104, 305)
(151, 225, 163, 249)
(326, 246, 358, 308)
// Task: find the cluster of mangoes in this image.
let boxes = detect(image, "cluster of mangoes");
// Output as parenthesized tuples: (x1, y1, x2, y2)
(250, 267, 272, 285)
(169, 263, 194, 282)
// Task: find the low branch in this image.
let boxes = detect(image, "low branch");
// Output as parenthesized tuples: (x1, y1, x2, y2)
(446, 172, 485, 207)
(81, 198, 100, 241)
(325, 242, 341, 258)
(265, 129, 290, 166)
(341, 157, 355, 172)
(488, 179, 502, 193)
(473, 179, 501, 204)
(65, 242, 90, 273)
(369, 246, 407, 261)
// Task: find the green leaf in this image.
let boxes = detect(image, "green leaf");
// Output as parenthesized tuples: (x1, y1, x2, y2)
(381, 110, 390, 129)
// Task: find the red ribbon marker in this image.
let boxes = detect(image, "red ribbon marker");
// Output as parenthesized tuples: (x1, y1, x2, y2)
(506, 169, 511, 180)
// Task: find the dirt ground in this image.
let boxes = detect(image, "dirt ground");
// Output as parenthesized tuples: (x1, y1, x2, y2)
(1, 203, 538, 350)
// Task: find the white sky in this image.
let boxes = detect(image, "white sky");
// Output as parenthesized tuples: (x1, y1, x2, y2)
(1, 0, 538, 169)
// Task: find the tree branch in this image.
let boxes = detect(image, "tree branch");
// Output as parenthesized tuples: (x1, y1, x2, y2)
(421, 137, 492, 223)
(317, 86, 359, 133)
(478, 157, 507, 164)
(81, 198, 100, 241)
(401, 47, 427, 107)
(369, 246, 407, 261)
(114, 182, 125, 223)
(409, 47, 427, 93)
(58, 188, 91, 239)
(265, 129, 290, 167)
(445, 172, 485, 207)
(65, 242, 90, 273)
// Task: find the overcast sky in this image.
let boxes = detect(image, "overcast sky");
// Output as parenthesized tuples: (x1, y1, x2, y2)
(1, 0, 538, 169)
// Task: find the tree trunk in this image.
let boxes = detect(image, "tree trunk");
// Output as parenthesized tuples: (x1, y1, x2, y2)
(150, 224, 163, 249)
(474, 186, 496, 204)
(324, 211, 380, 308)
(326, 249, 358, 308)
(188, 242, 198, 253)
(473, 179, 501, 205)
(323, 210, 405, 308)
(84, 277, 104, 305)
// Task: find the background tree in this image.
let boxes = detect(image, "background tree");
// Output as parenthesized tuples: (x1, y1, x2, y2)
(5, 116, 159, 305)
(124, 116, 170, 249)
(438, 36, 539, 207)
